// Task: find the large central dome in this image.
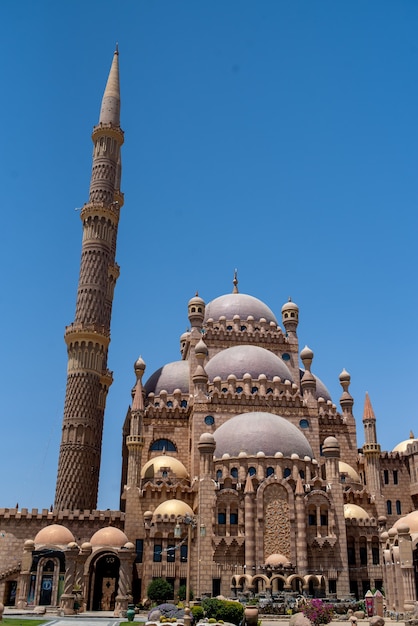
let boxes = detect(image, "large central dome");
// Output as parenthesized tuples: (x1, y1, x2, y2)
(213, 411, 313, 458)
(204, 293, 278, 324)
(205, 345, 293, 382)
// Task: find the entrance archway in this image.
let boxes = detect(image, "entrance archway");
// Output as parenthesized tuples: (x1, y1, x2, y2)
(91, 553, 120, 611)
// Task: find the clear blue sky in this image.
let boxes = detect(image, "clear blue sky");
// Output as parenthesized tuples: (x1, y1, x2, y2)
(1, 1, 417, 510)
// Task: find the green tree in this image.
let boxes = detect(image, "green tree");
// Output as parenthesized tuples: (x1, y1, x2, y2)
(178, 584, 193, 602)
(147, 578, 174, 603)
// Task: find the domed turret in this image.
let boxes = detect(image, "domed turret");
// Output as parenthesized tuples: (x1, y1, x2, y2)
(188, 292, 205, 328)
(281, 298, 299, 335)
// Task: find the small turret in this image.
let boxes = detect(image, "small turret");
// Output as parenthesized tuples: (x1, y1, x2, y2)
(339, 368, 354, 416)
(188, 292, 205, 329)
(300, 345, 316, 403)
(282, 297, 299, 336)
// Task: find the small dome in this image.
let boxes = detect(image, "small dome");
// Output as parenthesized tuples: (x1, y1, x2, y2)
(265, 553, 291, 567)
(134, 356, 146, 373)
(394, 511, 418, 534)
(323, 436, 339, 449)
(204, 293, 277, 325)
(281, 299, 299, 314)
(153, 500, 194, 517)
(206, 345, 293, 382)
(35, 524, 75, 545)
(300, 345, 313, 361)
(145, 360, 189, 395)
(213, 411, 313, 459)
(392, 436, 418, 453)
(90, 527, 129, 547)
(195, 339, 208, 356)
(339, 461, 361, 483)
(189, 293, 205, 307)
(199, 433, 215, 444)
(141, 455, 189, 480)
(344, 504, 370, 520)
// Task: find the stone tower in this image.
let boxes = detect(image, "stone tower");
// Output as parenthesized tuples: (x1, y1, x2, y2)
(54, 48, 124, 510)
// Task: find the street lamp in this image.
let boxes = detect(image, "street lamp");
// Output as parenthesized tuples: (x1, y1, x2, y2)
(174, 513, 197, 612)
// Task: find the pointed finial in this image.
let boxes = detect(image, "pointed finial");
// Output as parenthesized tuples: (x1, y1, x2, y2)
(363, 392, 376, 420)
(115, 42, 119, 54)
(232, 269, 239, 293)
(410, 430, 415, 439)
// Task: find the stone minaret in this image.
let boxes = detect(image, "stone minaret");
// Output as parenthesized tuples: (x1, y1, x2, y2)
(54, 48, 124, 510)
(362, 392, 384, 515)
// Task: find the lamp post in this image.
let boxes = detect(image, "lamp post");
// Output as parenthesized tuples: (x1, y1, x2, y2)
(174, 513, 197, 623)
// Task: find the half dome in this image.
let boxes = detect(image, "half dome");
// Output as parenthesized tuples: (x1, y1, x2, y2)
(90, 527, 129, 547)
(339, 461, 361, 483)
(206, 345, 293, 383)
(344, 504, 370, 520)
(34, 524, 75, 545)
(153, 500, 194, 517)
(265, 553, 291, 567)
(213, 411, 313, 458)
(144, 360, 189, 395)
(204, 293, 277, 325)
(394, 511, 418, 534)
(141, 455, 189, 480)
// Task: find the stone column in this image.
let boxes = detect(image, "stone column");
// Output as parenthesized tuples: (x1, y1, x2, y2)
(114, 543, 135, 617)
(59, 543, 79, 614)
(17, 540, 35, 608)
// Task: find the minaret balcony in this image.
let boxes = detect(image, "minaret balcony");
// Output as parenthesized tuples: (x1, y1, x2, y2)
(127, 435, 144, 447)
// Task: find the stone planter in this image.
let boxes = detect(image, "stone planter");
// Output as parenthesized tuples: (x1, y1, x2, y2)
(244, 605, 259, 626)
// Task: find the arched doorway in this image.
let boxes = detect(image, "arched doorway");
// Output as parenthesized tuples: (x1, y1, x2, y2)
(91, 553, 120, 611)
(27, 550, 65, 607)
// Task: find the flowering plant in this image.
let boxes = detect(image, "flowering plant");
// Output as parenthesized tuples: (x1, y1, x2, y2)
(302, 599, 334, 626)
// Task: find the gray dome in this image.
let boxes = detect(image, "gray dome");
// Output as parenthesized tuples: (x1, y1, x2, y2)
(213, 411, 313, 458)
(144, 360, 189, 395)
(299, 369, 331, 401)
(206, 345, 293, 382)
(204, 293, 278, 324)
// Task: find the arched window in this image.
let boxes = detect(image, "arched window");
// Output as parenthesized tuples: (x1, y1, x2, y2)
(396, 500, 402, 515)
(150, 439, 177, 452)
(386, 500, 392, 515)
(284, 467, 291, 478)
(266, 467, 274, 477)
(248, 467, 256, 476)
(231, 467, 238, 478)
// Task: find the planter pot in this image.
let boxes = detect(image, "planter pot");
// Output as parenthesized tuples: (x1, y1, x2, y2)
(244, 605, 259, 626)
(127, 603, 136, 622)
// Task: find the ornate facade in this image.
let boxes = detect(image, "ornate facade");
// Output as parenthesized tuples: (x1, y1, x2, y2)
(0, 50, 417, 617)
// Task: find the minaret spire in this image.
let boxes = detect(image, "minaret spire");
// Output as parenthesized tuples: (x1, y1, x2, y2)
(54, 50, 124, 511)
(99, 46, 120, 126)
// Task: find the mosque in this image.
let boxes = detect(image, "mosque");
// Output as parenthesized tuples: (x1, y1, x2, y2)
(0, 49, 417, 617)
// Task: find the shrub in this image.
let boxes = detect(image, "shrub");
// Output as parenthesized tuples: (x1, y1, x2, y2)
(147, 578, 174, 604)
(202, 598, 244, 625)
(191, 606, 205, 622)
(302, 599, 334, 626)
